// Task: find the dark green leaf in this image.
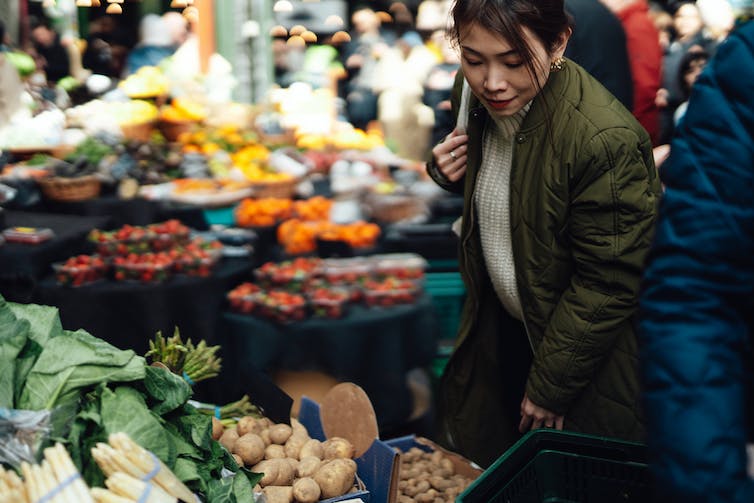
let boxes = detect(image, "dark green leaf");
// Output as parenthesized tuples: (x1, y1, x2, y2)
(100, 386, 175, 466)
(143, 366, 192, 416)
(19, 330, 145, 412)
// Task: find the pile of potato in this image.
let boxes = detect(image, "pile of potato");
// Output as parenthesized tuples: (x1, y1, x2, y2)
(395, 447, 476, 503)
(212, 416, 358, 503)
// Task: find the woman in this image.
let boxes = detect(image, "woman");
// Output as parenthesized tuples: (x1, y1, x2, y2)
(427, 0, 661, 467)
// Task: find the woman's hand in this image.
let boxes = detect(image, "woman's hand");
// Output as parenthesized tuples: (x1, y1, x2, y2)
(432, 128, 468, 182)
(519, 394, 564, 432)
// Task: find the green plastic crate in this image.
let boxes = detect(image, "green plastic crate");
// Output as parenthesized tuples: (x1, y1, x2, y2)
(425, 271, 465, 343)
(458, 430, 650, 503)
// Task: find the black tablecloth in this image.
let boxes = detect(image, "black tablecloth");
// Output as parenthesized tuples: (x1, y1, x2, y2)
(38, 196, 209, 230)
(0, 211, 111, 301)
(219, 294, 440, 431)
(33, 257, 251, 355)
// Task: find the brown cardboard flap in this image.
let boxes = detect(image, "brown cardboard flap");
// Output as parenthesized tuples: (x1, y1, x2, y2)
(320, 383, 380, 458)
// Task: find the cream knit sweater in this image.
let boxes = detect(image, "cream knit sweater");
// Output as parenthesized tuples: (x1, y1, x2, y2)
(474, 103, 531, 321)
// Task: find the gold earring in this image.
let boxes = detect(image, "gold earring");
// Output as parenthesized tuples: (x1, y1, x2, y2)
(550, 57, 565, 72)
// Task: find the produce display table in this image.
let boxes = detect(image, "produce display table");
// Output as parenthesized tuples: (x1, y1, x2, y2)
(32, 257, 251, 355)
(219, 293, 440, 433)
(36, 195, 210, 230)
(0, 210, 110, 301)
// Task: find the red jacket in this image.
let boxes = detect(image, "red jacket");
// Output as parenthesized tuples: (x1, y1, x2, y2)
(617, 1, 662, 144)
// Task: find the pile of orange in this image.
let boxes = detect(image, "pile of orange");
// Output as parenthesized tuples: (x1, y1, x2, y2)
(292, 196, 333, 221)
(235, 197, 293, 227)
(276, 219, 381, 256)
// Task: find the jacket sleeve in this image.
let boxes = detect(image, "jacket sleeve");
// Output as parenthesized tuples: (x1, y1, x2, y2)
(425, 71, 465, 194)
(638, 24, 754, 502)
(525, 124, 659, 415)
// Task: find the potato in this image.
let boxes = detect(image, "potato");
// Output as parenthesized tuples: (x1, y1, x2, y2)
(232, 454, 244, 468)
(296, 456, 321, 478)
(211, 417, 224, 440)
(269, 424, 293, 445)
(322, 437, 355, 460)
(314, 458, 357, 499)
(273, 458, 296, 486)
(235, 416, 257, 436)
(265, 444, 286, 459)
(252, 460, 279, 487)
(290, 418, 308, 437)
(262, 485, 293, 503)
(233, 433, 266, 466)
(299, 439, 323, 460)
(292, 477, 321, 503)
(260, 428, 272, 446)
(218, 428, 239, 452)
(284, 435, 308, 460)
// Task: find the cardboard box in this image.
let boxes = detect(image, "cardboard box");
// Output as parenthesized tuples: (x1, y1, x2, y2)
(385, 435, 483, 501)
(299, 395, 399, 503)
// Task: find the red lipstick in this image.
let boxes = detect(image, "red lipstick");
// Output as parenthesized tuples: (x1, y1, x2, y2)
(487, 98, 514, 110)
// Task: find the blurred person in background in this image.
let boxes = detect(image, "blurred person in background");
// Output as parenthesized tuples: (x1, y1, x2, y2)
(697, 0, 736, 54)
(82, 15, 125, 78)
(639, 19, 754, 503)
(658, 1, 710, 143)
(423, 30, 460, 147)
(672, 47, 708, 124)
(599, 0, 663, 144)
(649, 2, 675, 51)
(427, 0, 660, 467)
(375, 30, 438, 160)
(342, 6, 388, 130)
(162, 11, 190, 50)
(124, 14, 175, 76)
(564, 0, 634, 111)
(29, 17, 71, 83)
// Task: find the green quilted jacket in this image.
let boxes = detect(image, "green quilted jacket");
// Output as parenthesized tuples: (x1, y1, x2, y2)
(427, 59, 661, 467)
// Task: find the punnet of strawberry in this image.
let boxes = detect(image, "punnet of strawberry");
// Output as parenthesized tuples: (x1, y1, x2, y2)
(52, 254, 107, 287)
(112, 252, 174, 283)
(255, 289, 308, 323)
(227, 282, 262, 314)
(362, 276, 420, 307)
(307, 286, 350, 319)
(147, 219, 191, 251)
(88, 225, 155, 256)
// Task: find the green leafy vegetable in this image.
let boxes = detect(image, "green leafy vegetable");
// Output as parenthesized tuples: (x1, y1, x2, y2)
(143, 365, 192, 416)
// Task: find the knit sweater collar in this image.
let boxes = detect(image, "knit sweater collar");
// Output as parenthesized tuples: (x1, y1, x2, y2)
(488, 102, 532, 139)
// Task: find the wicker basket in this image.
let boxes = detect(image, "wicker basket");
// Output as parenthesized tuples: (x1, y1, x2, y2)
(157, 118, 198, 142)
(120, 120, 157, 142)
(365, 192, 427, 223)
(37, 175, 101, 202)
(249, 177, 300, 199)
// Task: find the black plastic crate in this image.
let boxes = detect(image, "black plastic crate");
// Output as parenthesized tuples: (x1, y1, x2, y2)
(457, 430, 650, 503)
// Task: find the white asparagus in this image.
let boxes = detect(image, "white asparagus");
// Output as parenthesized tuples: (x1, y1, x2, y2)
(0, 489, 26, 503)
(39, 460, 66, 503)
(90, 487, 138, 503)
(108, 433, 195, 502)
(21, 462, 39, 503)
(43, 443, 92, 503)
(105, 473, 176, 503)
(52, 443, 94, 503)
(44, 446, 76, 503)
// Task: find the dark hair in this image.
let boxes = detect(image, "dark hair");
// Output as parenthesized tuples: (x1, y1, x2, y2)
(678, 48, 708, 97)
(450, 0, 571, 81)
(0, 20, 5, 45)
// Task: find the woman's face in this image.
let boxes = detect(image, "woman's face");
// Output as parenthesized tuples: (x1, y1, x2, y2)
(459, 22, 565, 118)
